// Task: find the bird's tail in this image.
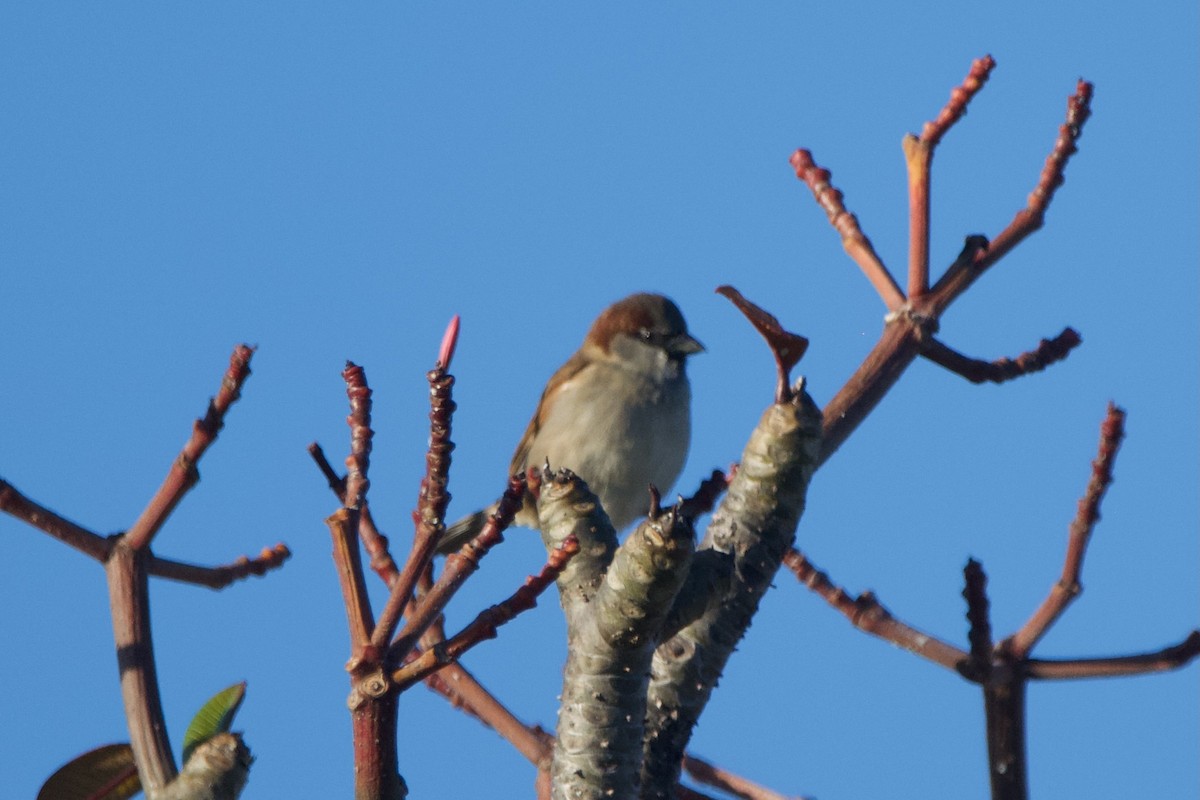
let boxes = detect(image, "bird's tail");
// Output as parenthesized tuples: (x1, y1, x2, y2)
(436, 504, 497, 555)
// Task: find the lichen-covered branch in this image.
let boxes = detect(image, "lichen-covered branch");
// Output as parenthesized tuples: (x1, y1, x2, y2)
(536, 471, 696, 800)
(641, 385, 822, 799)
(537, 468, 619, 607)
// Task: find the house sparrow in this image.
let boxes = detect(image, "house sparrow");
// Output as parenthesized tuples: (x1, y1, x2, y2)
(438, 292, 703, 553)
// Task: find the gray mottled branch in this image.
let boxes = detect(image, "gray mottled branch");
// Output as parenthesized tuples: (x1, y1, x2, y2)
(641, 381, 823, 799)
(160, 733, 252, 800)
(540, 471, 695, 800)
(537, 468, 618, 610)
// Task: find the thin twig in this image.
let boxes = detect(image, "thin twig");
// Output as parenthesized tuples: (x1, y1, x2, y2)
(147, 545, 291, 589)
(919, 55, 997, 147)
(1007, 403, 1125, 657)
(326, 508, 375, 652)
(904, 55, 996, 297)
(0, 479, 112, 562)
(921, 328, 1081, 384)
(308, 442, 399, 586)
(307, 442, 346, 497)
(392, 536, 579, 690)
(341, 361, 373, 510)
(683, 753, 809, 800)
(372, 355, 458, 651)
(783, 548, 968, 671)
(124, 345, 255, 551)
(928, 80, 1094, 315)
(679, 468, 729, 520)
(386, 475, 524, 663)
(962, 559, 993, 678)
(789, 149, 906, 311)
(423, 664, 555, 768)
(1026, 631, 1200, 679)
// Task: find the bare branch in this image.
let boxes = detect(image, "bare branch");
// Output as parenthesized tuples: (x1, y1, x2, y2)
(147, 545, 291, 589)
(106, 543, 177, 791)
(782, 548, 968, 671)
(905, 55, 997, 297)
(790, 149, 905, 311)
(921, 327, 1081, 384)
(0, 479, 112, 562)
(1007, 403, 1125, 657)
(326, 508, 375, 652)
(392, 536, 579, 691)
(372, 359, 458, 649)
(308, 442, 399, 587)
(124, 345, 254, 551)
(683, 753, 810, 800)
(918, 55, 997, 147)
(340, 361, 373, 510)
(307, 441, 346, 497)
(386, 475, 524, 663)
(1027, 631, 1200, 679)
(929, 80, 1094, 315)
(962, 558, 993, 679)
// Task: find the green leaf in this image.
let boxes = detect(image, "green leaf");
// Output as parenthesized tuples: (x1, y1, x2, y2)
(38, 742, 141, 800)
(182, 682, 247, 766)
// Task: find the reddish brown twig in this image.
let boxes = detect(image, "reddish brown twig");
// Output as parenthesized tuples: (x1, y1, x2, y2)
(423, 664, 555, 768)
(790, 149, 905, 311)
(369, 318, 462, 645)
(1026, 631, 1200, 679)
(106, 543, 176, 791)
(341, 361, 373, 510)
(905, 55, 996, 297)
(797, 404, 1197, 800)
(811, 68, 1092, 465)
(147, 545, 291, 589)
(326, 508, 375, 653)
(716, 286, 809, 402)
(783, 548, 967, 671)
(386, 475, 524, 662)
(0, 479, 112, 562)
(307, 442, 399, 586)
(325, 363, 380, 655)
(928, 79, 1094, 316)
(1026, 80, 1093, 216)
(1006, 403, 1124, 658)
(921, 328, 1081, 384)
(123, 345, 254, 551)
(683, 753, 809, 800)
(372, 356, 459, 649)
(325, 362, 407, 800)
(392, 536, 579, 691)
(2, 346, 284, 796)
(679, 469, 729, 520)
(919, 55, 997, 147)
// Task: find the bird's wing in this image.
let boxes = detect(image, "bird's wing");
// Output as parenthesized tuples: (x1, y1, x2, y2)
(509, 350, 593, 474)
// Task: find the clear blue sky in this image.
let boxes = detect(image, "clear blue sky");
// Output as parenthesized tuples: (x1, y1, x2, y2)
(2, 4, 1196, 798)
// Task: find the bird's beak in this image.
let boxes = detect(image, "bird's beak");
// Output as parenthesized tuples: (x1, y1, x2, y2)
(670, 333, 705, 357)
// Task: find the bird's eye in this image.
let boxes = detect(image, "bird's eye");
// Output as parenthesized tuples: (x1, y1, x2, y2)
(638, 328, 652, 341)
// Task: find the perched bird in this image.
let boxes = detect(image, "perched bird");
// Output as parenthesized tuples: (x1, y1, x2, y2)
(438, 292, 703, 553)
